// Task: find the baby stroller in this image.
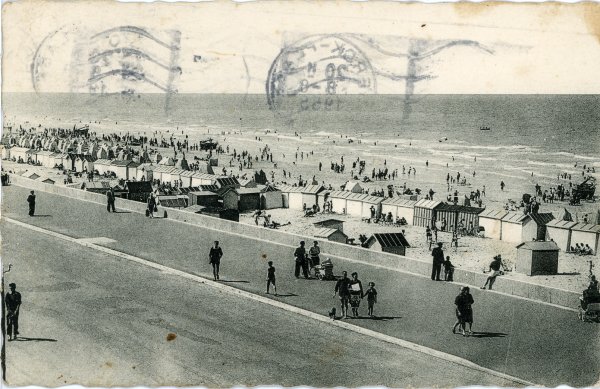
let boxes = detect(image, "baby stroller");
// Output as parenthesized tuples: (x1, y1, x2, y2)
(578, 288, 600, 322)
(313, 258, 335, 280)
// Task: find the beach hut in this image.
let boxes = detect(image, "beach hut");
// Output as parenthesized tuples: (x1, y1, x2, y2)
(37, 176, 56, 185)
(515, 241, 560, 276)
(50, 153, 68, 168)
(359, 194, 384, 219)
(478, 209, 508, 240)
(435, 204, 485, 232)
(328, 191, 352, 214)
(21, 171, 41, 180)
(163, 168, 185, 186)
(381, 198, 416, 224)
(125, 181, 153, 202)
(82, 181, 114, 194)
(216, 177, 240, 189)
(364, 233, 410, 256)
(570, 223, 600, 255)
(190, 172, 215, 186)
(35, 151, 55, 168)
(110, 160, 138, 180)
(179, 170, 195, 188)
(188, 191, 220, 207)
(151, 166, 172, 183)
(10, 147, 32, 162)
(314, 228, 348, 244)
(529, 213, 555, 241)
(500, 212, 537, 243)
(545, 219, 577, 252)
(238, 187, 262, 211)
(94, 159, 113, 176)
(0, 145, 10, 160)
(76, 155, 95, 172)
(239, 178, 257, 188)
(158, 195, 188, 209)
(313, 219, 345, 233)
(260, 185, 283, 210)
(299, 185, 325, 210)
(135, 163, 154, 181)
(344, 181, 363, 193)
(218, 187, 239, 210)
(413, 199, 442, 227)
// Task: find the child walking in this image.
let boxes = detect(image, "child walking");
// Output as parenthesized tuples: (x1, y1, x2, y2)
(362, 282, 378, 317)
(266, 261, 277, 295)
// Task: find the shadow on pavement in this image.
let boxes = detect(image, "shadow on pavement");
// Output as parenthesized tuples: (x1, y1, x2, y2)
(32, 215, 52, 217)
(112, 211, 131, 214)
(556, 272, 580, 276)
(219, 280, 250, 283)
(272, 293, 298, 297)
(14, 336, 58, 342)
(469, 331, 508, 338)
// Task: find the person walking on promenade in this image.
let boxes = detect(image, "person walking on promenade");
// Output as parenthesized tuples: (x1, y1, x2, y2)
(106, 188, 116, 213)
(309, 241, 321, 268)
(6, 283, 22, 340)
(362, 282, 378, 317)
(294, 241, 309, 279)
(266, 261, 277, 295)
(431, 242, 445, 281)
(481, 255, 504, 290)
(334, 271, 351, 319)
(453, 286, 474, 336)
(27, 190, 36, 216)
(444, 256, 455, 282)
(209, 241, 223, 280)
(348, 272, 364, 317)
(147, 193, 157, 218)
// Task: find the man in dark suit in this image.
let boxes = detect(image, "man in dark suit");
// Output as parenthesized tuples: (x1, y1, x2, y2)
(294, 241, 309, 279)
(106, 188, 116, 212)
(6, 283, 22, 340)
(27, 190, 36, 216)
(209, 241, 223, 281)
(431, 242, 445, 281)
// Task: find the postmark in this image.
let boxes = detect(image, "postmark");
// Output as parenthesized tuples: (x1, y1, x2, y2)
(31, 25, 182, 112)
(266, 34, 377, 125)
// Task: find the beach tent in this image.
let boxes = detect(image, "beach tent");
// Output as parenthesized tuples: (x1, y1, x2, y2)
(344, 181, 363, 193)
(313, 219, 345, 233)
(477, 209, 508, 240)
(515, 241, 560, 276)
(381, 198, 417, 224)
(238, 187, 262, 211)
(545, 219, 577, 252)
(570, 223, 600, 255)
(500, 212, 538, 244)
(314, 228, 348, 244)
(413, 199, 442, 228)
(260, 185, 283, 210)
(557, 207, 574, 222)
(365, 233, 410, 256)
(328, 191, 352, 214)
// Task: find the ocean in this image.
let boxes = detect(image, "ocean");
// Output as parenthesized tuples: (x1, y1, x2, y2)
(3, 93, 600, 181)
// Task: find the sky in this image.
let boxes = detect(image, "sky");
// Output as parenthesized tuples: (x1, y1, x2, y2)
(2, 1, 600, 94)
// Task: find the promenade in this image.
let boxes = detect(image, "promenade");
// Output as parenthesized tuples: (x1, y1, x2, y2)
(2, 184, 599, 386)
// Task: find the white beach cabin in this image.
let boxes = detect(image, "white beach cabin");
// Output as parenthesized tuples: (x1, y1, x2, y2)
(381, 198, 417, 224)
(570, 223, 600, 255)
(545, 219, 577, 252)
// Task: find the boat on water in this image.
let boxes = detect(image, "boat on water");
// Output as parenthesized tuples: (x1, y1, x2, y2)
(480, 126, 491, 131)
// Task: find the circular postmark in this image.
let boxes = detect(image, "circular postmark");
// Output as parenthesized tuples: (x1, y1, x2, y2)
(266, 34, 377, 123)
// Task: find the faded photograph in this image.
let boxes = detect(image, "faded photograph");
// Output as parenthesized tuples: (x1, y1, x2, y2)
(1, 1, 600, 387)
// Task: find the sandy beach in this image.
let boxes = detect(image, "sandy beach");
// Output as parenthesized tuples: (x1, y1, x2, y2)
(3, 109, 599, 294)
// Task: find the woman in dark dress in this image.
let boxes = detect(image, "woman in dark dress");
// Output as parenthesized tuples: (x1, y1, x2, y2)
(147, 193, 157, 218)
(453, 286, 474, 336)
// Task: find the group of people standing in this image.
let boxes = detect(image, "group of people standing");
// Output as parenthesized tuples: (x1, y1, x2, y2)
(334, 271, 377, 318)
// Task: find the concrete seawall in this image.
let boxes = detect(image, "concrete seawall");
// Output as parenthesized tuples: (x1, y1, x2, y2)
(5, 174, 580, 309)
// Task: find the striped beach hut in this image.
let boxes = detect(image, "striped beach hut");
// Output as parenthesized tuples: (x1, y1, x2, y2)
(570, 223, 600, 255)
(381, 198, 417, 225)
(478, 209, 509, 240)
(413, 199, 442, 227)
(545, 220, 577, 252)
(435, 204, 485, 232)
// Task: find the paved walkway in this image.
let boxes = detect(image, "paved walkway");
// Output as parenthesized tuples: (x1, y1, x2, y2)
(2, 185, 599, 386)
